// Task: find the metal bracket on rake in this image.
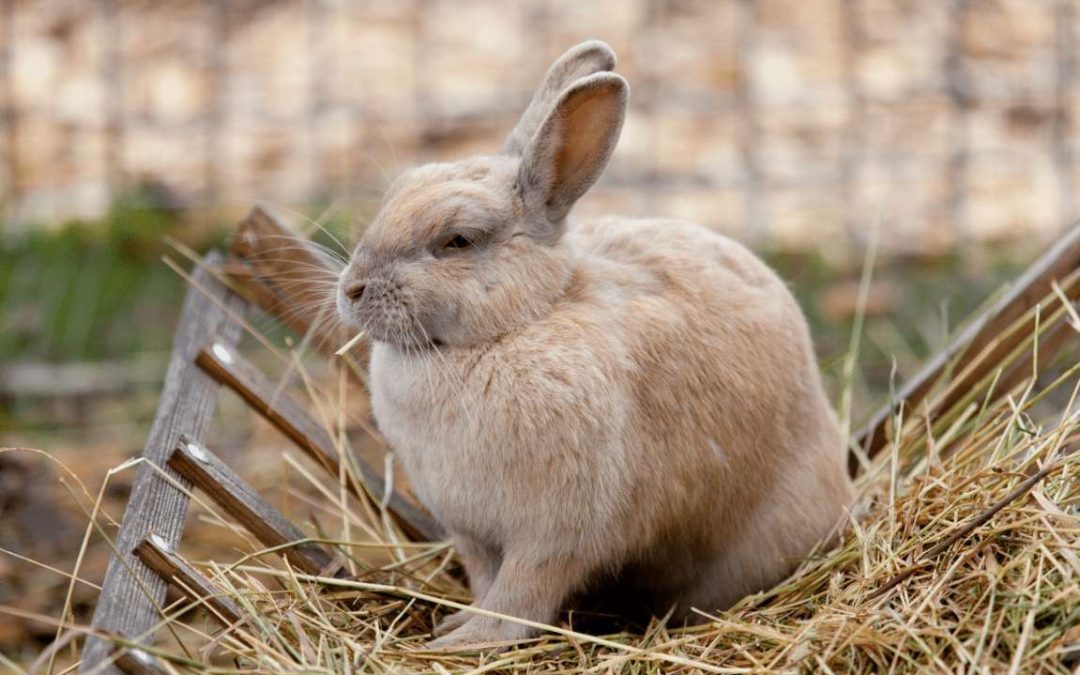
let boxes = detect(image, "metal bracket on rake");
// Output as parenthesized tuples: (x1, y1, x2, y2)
(112, 646, 170, 675)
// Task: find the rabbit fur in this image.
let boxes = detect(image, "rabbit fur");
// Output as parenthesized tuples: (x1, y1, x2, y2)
(336, 40, 855, 649)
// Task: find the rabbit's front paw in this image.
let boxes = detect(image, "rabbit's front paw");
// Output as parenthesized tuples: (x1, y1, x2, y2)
(426, 616, 535, 651)
(431, 608, 472, 637)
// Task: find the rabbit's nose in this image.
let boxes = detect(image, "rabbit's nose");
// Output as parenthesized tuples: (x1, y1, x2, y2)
(344, 281, 367, 302)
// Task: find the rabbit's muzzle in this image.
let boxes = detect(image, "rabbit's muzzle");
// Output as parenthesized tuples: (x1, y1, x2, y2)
(338, 273, 430, 348)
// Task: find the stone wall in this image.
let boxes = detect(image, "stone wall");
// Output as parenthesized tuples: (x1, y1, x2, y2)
(3, 0, 1079, 253)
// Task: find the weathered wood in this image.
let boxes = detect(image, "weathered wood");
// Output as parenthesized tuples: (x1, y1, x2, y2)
(133, 534, 243, 626)
(196, 341, 443, 541)
(853, 222, 1080, 474)
(80, 252, 245, 673)
(914, 268, 1080, 444)
(974, 270, 1074, 406)
(168, 436, 346, 578)
(227, 206, 356, 357)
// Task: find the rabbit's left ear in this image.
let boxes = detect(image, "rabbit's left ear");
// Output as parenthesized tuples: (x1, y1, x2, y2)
(502, 41, 616, 157)
(518, 72, 628, 239)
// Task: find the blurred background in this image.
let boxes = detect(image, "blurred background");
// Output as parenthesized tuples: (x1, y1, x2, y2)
(2, 0, 1080, 658)
(6, 0, 1080, 247)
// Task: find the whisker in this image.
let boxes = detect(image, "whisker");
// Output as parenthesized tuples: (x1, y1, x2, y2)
(243, 241, 348, 270)
(256, 202, 352, 263)
(243, 233, 349, 265)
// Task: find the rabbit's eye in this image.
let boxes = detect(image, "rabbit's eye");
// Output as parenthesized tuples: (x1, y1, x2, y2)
(437, 234, 473, 253)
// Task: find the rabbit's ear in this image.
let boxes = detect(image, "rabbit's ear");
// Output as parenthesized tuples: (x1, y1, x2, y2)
(502, 41, 616, 157)
(518, 72, 628, 237)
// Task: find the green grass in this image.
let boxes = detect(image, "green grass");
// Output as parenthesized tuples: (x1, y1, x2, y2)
(0, 195, 208, 363)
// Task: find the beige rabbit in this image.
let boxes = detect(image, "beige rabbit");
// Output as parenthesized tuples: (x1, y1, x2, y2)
(337, 40, 854, 649)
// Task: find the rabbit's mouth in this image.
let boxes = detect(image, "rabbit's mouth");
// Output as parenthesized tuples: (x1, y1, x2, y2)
(354, 313, 443, 352)
(338, 274, 442, 350)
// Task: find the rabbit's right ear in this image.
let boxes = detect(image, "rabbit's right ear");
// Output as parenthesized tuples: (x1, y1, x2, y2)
(501, 40, 616, 156)
(517, 72, 628, 240)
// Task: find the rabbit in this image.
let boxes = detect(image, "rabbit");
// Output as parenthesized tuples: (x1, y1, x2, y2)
(336, 40, 855, 649)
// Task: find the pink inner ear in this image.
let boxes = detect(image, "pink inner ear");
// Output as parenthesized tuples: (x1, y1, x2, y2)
(554, 87, 619, 194)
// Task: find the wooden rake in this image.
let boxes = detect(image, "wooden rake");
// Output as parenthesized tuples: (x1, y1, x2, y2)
(79, 210, 441, 674)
